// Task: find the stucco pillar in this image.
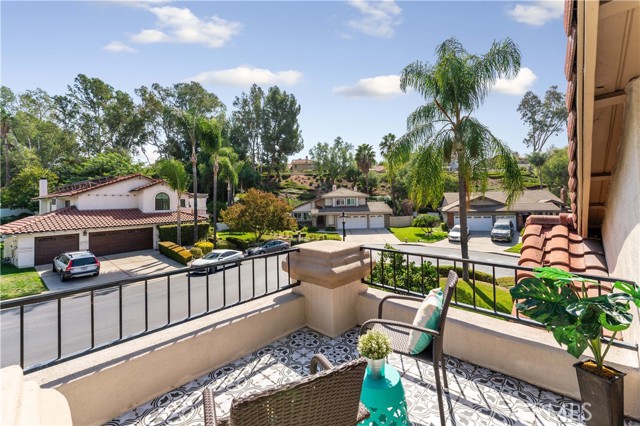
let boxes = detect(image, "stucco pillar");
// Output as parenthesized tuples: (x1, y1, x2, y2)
(282, 241, 372, 337)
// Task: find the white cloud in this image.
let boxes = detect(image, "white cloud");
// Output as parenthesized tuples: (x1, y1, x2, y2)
(129, 5, 242, 48)
(507, 0, 564, 26)
(333, 75, 404, 99)
(187, 66, 303, 87)
(103, 41, 137, 53)
(492, 67, 537, 95)
(347, 0, 402, 38)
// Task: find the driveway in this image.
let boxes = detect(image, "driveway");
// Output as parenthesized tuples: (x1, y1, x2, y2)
(429, 231, 520, 257)
(342, 228, 401, 244)
(36, 250, 184, 292)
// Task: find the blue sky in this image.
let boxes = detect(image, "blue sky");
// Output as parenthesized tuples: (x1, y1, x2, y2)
(2, 0, 568, 163)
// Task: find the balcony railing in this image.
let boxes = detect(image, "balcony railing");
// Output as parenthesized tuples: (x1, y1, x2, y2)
(0, 249, 300, 373)
(361, 245, 638, 350)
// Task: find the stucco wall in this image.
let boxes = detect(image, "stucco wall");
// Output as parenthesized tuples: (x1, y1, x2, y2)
(138, 183, 179, 214)
(389, 216, 412, 227)
(75, 178, 154, 211)
(601, 77, 640, 346)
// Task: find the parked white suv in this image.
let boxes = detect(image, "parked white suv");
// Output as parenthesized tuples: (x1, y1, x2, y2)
(53, 251, 100, 282)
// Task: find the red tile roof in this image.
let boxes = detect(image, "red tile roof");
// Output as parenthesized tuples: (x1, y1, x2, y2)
(129, 180, 164, 192)
(40, 174, 151, 199)
(517, 213, 609, 282)
(0, 207, 209, 235)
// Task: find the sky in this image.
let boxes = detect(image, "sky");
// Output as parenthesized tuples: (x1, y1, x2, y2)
(2, 0, 568, 164)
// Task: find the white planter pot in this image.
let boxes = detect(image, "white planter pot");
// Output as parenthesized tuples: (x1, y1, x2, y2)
(365, 357, 386, 379)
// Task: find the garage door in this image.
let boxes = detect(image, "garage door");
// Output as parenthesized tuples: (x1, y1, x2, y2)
(454, 215, 493, 231)
(89, 228, 153, 256)
(369, 215, 385, 228)
(34, 234, 79, 265)
(345, 215, 368, 229)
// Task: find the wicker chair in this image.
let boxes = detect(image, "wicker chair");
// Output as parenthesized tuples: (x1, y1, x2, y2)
(203, 354, 369, 426)
(360, 270, 459, 426)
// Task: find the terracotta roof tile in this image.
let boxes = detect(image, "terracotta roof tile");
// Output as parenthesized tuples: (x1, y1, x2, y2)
(566, 73, 576, 111)
(583, 239, 605, 255)
(545, 235, 569, 252)
(568, 159, 577, 177)
(521, 234, 545, 250)
(569, 255, 586, 272)
(0, 207, 208, 235)
(567, 110, 576, 141)
(584, 253, 608, 272)
(521, 248, 544, 264)
(565, 26, 576, 81)
(568, 242, 584, 256)
(570, 191, 577, 204)
(550, 225, 570, 238)
(568, 136, 576, 159)
(41, 174, 147, 199)
(564, 0, 575, 36)
(523, 224, 543, 238)
(548, 251, 570, 268)
(569, 176, 577, 191)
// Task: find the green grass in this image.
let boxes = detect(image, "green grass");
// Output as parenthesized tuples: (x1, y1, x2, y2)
(440, 277, 513, 314)
(390, 227, 448, 243)
(217, 231, 257, 241)
(504, 243, 523, 253)
(0, 264, 48, 300)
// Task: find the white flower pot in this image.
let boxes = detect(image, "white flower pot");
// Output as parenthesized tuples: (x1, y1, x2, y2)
(365, 357, 386, 379)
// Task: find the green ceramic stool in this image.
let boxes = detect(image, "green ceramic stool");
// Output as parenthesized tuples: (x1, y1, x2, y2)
(358, 364, 409, 426)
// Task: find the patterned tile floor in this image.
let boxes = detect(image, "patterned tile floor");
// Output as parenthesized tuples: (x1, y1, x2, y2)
(108, 327, 640, 426)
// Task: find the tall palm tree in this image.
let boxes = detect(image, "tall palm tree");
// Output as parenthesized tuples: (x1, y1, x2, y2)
(379, 133, 396, 157)
(157, 159, 190, 247)
(199, 117, 225, 247)
(395, 37, 523, 278)
(355, 144, 376, 193)
(217, 147, 240, 205)
(379, 133, 398, 210)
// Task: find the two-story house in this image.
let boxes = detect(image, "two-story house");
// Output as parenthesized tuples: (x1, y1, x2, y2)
(289, 157, 315, 173)
(0, 174, 208, 268)
(291, 187, 392, 229)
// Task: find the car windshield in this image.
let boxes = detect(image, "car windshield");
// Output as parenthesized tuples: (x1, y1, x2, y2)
(451, 226, 461, 232)
(203, 252, 221, 260)
(495, 225, 510, 230)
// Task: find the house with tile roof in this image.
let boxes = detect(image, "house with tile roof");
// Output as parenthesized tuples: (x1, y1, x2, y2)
(440, 189, 564, 232)
(0, 174, 208, 268)
(288, 157, 315, 173)
(518, 0, 640, 340)
(292, 187, 392, 229)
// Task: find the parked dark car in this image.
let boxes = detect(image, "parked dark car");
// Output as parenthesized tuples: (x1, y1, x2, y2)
(491, 219, 514, 242)
(52, 251, 100, 282)
(246, 240, 290, 256)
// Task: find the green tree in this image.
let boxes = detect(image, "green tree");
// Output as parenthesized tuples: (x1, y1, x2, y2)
(540, 147, 569, 198)
(355, 144, 376, 193)
(75, 151, 143, 181)
(526, 151, 548, 189)
(260, 86, 304, 181)
(231, 84, 264, 171)
(379, 133, 396, 157)
(309, 137, 354, 186)
(517, 85, 568, 153)
(412, 214, 440, 235)
(1, 86, 18, 185)
(396, 38, 523, 278)
(157, 159, 190, 246)
(221, 188, 297, 241)
(2, 166, 59, 211)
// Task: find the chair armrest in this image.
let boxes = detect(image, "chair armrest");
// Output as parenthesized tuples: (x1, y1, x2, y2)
(360, 318, 440, 338)
(378, 294, 424, 318)
(203, 388, 219, 426)
(310, 353, 334, 374)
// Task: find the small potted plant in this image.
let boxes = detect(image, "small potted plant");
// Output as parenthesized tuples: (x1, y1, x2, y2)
(510, 267, 640, 426)
(358, 329, 393, 379)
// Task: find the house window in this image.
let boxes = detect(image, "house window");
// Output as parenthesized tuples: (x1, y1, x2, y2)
(155, 193, 170, 211)
(180, 199, 186, 208)
(64, 200, 71, 208)
(335, 198, 346, 206)
(346, 198, 356, 206)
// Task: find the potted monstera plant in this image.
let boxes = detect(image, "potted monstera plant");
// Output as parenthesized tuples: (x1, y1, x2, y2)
(510, 267, 639, 426)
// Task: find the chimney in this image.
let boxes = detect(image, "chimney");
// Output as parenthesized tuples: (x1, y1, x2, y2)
(560, 186, 567, 208)
(39, 178, 48, 198)
(305, 155, 308, 161)
(332, 184, 337, 191)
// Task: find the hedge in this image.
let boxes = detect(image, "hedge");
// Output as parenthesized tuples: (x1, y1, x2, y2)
(158, 241, 192, 265)
(158, 222, 210, 246)
(225, 237, 249, 251)
(436, 265, 494, 283)
(194, 241, 213, 254)
(190, 247, 203, 259)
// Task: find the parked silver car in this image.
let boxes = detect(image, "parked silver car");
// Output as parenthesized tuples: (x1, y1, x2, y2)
(52, 251, 100, 282)
(447, 225, 470, 242)
(191, 249, 244, 274)
(246, 240, 290, 256)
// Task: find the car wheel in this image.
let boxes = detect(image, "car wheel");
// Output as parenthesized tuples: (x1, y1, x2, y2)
(208, 267, 214, 274)
(52, 263, 56, 272)
(258, 250, 265, 255)
(60, 271, 67, 282)
(280, 247, 286, 251)
(93, 272, 99, 277)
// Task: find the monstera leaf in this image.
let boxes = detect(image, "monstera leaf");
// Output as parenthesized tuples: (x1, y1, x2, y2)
(510, 276, 578, 326)
(552, 324, 589, 358)
(614, 281, 640, 306)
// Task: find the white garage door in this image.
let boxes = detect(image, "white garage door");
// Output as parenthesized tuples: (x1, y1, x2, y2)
(495, 215, 517, 230)
(454, 215, 493, 231)
(369, 215, 385, 228)
(345, 215, 368, 229)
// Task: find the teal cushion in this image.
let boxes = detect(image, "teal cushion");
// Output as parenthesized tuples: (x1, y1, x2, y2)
(407, 288, 443, 355)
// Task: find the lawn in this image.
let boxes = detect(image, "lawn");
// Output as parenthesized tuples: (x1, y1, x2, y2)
(504, 242, 523, 253)
(441, 277, 513, 314)
(390, 227, 448, 243)
(0, 264, 48, 300)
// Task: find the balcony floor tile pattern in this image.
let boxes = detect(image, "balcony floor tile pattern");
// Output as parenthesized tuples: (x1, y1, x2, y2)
(107, 327, 640, 426)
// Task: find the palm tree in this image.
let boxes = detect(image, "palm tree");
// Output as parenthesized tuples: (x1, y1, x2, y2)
(379, 133, 398, 210)
(527, 151, 548, 189)
(395, 37, 523, 279)
(199, 117, 225, 247)
(157, 159, 190, 247)
(355, 144, 376, 193)
(379, 133, 396, 157)
(217, 147, 240, 205)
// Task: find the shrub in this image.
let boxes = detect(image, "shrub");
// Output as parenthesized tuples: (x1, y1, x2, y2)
(225, 237, 249, 251)
(158, 223, 210, 246)
(325, 226, 336, 232)
(440, 222, 449, 232)
(158, 241, 192, 265)
(412, 214, 440, 235)
(436, 265, 493, 283)
(189, 247, 203, 259)
(368, 244, 439, 293)
(194, 241, 213, 254)
(307, 226, 318, 232)
(214, 239, 233, 249)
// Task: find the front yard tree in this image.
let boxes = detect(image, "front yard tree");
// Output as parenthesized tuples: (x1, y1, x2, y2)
(222, 188, 297, 241)
(526, 151, 548, 189)
(2, 166, 58, 211)
(412, 214, 440, 236)
(260, 86, 304, 181)
(540, 147, 569, 198)
(157, 159, 190, 247)
(355, 144, 376, 193)
(396, 38, 523, 279)
(309, 137, 354, 187)
(232, 84, 264, 172)
(517, 85, 567, 153)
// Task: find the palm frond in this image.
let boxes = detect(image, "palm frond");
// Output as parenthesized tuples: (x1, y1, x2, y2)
(410, 144, 446, 209)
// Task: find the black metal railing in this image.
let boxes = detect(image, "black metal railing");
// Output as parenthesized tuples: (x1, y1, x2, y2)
(361, 245, 638, 350)
(0, 249, 300, 373)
